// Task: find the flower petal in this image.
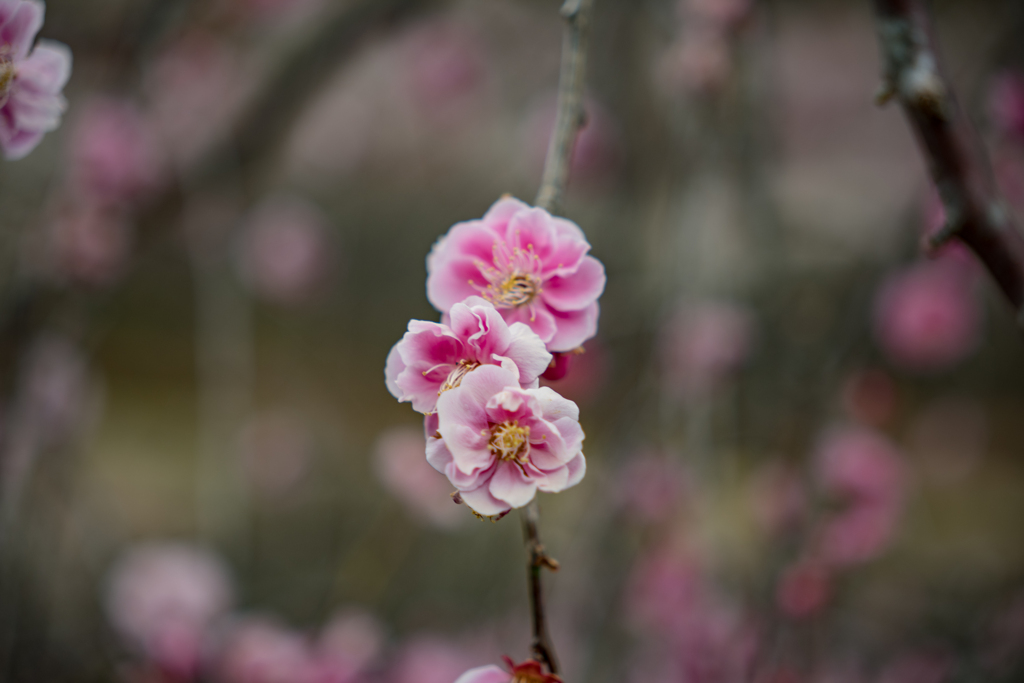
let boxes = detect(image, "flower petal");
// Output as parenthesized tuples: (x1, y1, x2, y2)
(488, 461, 538, 509)
(459, 484, 511, 517)
(454, 665, 511, 683)
(544, 302, 599, 352)
(500, 323, 552, 386)
(541, 256, 606, 312)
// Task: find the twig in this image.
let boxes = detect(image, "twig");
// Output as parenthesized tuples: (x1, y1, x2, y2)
(520, 500, 561, 675)
(871, 0, 1024, 325)
(534, 0, 596, 214)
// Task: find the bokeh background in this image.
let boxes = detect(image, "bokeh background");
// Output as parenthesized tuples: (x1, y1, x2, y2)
(1, 0, 1024, 681)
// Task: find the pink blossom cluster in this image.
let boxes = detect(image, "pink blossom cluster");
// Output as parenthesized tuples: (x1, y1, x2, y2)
(771, 425, 907, 621)
(656, 0, 753, 95)
(385, 196, 605, 518)
(106, 541, 384, 683)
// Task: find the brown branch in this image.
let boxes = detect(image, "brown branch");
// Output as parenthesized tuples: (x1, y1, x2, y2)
(871, 0, 1024, 325)
(520, 500, 561, 675)
(534, 0, 596, 214)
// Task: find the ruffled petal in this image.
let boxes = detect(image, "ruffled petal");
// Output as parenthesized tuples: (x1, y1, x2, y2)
(0, 0, 43, 60)
(502, 303, 557, 345)
(482, 196, 531, 233)
(454, 665, 511, 683)
(458, 484, 511, 517)
(489, 461, 538, 509)
(501, 323, 552, 386)
(541, 256, 606, 312)
(544, 302, 599, 352)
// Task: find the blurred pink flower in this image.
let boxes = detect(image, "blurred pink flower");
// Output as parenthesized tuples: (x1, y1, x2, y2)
(403, 20, 487, 124)
(748, 461, 806, 537)
(626, 548, 759, 683)
(373, 426, 463, 528)
(21, 335, 92, 439)
(658, 29, 732, 95)
(146, 31, 245, 167)
(429, 365, 586, 517)
(48, 204, 132, 287)
(989, 71, 1024, 140)
(216, 617, 317, 683)
(237, 195, 333, 306)
(840, 368, 897, 427)
(525, 95, 621, 190)
(68, 98, 163, 205)
(0, 1, 71, 159)
(312, 610, 383, 683)
(391, 636, 481, 683)
(660, 300, 754, 400)
(814, 427, 905, 566)
(455, 658, 560, 683)
(385, 296, 551, 415)
(775, 559, 831, 620)
(615, 450, 687, 524)
(873, 261, 981, 372)
(426, 197, 606, 353)
(107, 542, 233, 678)
(237, 412, 312, 498)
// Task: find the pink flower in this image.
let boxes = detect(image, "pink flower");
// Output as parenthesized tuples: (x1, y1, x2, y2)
(47, 203, 132, 287)
(237, 195, 334, 306)
(615, 450, 687, 523)
(813, 427, 905, 566)
(0, 1, 71, 160)
(68, 97, 163, 205)
(776, 559, 831, 620)
(873, 261, 981, 372)
(748, 462, 806, 537)
(373, 426, 463, 528)
(426, 197, 606, 353)
(106, 542, 233, 677)
(385, 296, 551, 415)
(390, 636, 482, 683)
(660, 300, 754, 400)
(216, 617, 318, 683)
(427, 365, 586, 517)
(455, 658, 561, 683)
(840, 368, 897, 427)
(312, 610, 383, 683)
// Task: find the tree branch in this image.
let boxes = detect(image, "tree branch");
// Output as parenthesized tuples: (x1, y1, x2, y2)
(520, 500, 561, 675)
(534, 0, 596, 214)
(871, 0, 1024, 325)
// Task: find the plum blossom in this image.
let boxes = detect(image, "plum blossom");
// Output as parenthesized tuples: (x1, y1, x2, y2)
(106, 542, 234, 678)
(427, 365, 585, 517)
(215, 616, 317, 683)
(660, 300, 754, 400)
(0, 1, 71, 160)
(68, 97, 163, 205)
(776, 559, 832, 620)
(426, 197, 606, 353)
(237, 195, 334, 306)
(873, 261, 981, 372)
(373, 426, 463, 528)
(47, 203, 132, 287)
(386, 296, 551, 415)
(813, 426, 906, 566)
(313, 610, 384, 683)
(455, 658, 561, 683)
(391, 636, 484, 683)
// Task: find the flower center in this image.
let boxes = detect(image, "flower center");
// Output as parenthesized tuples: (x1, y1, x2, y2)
(489, 420, 530, 464)
(0, 58, 15, 106)
(439, 360, 480, 395)
(486, 272, 540, 308)
(470, 238, 543, 310)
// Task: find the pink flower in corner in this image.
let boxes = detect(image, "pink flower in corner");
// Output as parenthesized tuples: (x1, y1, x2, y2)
(426, 197, 606, 353)
(0, 1, 71, 160)
(455, 658, 561, 683)
(428, 365, 585, 517)
(386, 296, 551, 415)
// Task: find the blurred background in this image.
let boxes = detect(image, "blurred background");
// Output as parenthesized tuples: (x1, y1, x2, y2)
(2, 0, 1024, 681)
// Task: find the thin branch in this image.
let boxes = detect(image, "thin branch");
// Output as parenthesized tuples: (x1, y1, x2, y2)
(520, 500, 561, 675)
(871, 0, 1024, 325)
(534, 0, 596, 214)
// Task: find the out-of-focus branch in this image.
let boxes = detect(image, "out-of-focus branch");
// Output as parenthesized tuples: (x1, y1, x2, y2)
(871, 0, 1024, 324)
(534, 0, 596, 214)
(521, 501, 561, 675)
